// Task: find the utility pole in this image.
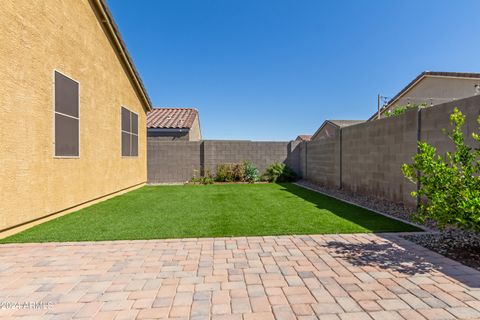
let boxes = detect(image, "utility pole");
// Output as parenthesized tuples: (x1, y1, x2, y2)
(377, 94, 388, 119)
(377, 94, 381, 119)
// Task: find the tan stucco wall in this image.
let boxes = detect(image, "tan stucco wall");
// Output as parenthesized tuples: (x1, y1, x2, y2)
(385, 76, 480, 114)
(0, 0, 148, 231)
(188, 116, 202, 141)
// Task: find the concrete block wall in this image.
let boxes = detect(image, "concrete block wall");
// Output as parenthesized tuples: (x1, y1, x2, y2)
(147, 95, 480, 207)
(341, 108, 418, 206)
(286, 141, 302, 174)
(203, 140, 291, 175)
(304, 136, 340, 188)
(147, 139, 202, 183)
(298, 142, 307, 178)
(147, 139, 301, 183)
(421, 95, 480, 156)
(302, 95, 480, 208)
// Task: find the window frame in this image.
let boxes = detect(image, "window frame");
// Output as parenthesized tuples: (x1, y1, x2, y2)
(53, 69, 80, 159)
(120, 106, 139, 157)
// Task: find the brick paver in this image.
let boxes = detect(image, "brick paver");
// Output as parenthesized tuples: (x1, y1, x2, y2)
(0, 233, 479, 319)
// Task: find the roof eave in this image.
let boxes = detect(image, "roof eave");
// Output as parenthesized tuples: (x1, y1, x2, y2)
(148, 128, 190, 132)
(370, 71, 480, 120)
(311, 120, 334, 139)
(91, 0, 153, 112)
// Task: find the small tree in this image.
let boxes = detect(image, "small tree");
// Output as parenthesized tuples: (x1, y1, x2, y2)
(402, 108, 480, 232)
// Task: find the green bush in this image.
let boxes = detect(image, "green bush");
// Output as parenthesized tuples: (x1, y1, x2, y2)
(190, 169, 201, 183)
(262, 163, 297, 182)
(386, 103, 426, 117)
(190, 169, 214, 185)
(244, 161, 259, 183)
(200, 169, 214, 185)
(402, 107, 480, 232)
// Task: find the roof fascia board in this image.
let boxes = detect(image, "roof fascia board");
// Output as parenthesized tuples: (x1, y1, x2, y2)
(382, 74, 426, 114)
(90, 0, 153, 112)
(426, 74, 480, 81)
(312, 120, 338, 139)
(373, 73, 480, 120)
(148, 128, 189, 133)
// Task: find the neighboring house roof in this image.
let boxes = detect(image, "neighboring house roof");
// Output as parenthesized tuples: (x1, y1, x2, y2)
(327, 120, 365, 128)
(370, 71, 480, 120)
(147, 108, 199, 129)
(91, 0, 152, 112)
(312, 120, 364, 139)
(295, 135, 312, 141)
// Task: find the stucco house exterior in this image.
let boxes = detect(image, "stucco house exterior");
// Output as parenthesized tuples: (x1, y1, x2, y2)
(370, 71, 480, 120)
(0, 0, 153, 233)
(147, 108, 202, 141)
(311, 120, 364, 140)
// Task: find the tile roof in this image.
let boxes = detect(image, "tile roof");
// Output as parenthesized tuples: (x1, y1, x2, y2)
(296, 135, 312, 141)
(147, 108, 198, 129)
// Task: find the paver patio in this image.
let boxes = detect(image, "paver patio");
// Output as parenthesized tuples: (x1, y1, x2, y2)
(0, 233, 479, 320)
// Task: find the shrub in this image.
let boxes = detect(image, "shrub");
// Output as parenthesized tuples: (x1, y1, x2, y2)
(402, 107, 480, 232)
(262, 163, 283, 182)
(199, 174, 214, 185)
(232, 162, 245, 182)
(215, 163, 245, 182)
(216, 164, 234, 182)
(386, 103, 426, 117)
(244, 161, 259, 183)
(190, 169, 214, 185)
(190, 169, 201, 183)
(262, 163, 297, 182)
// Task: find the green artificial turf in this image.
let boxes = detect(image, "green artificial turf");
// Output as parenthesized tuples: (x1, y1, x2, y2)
(0, 183, 421, 243)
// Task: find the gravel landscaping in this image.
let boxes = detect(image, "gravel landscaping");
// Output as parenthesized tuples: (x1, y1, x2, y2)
(296, 180, 480, 272)
(296, 180, 418, 225)
(404, 230, 480, 272)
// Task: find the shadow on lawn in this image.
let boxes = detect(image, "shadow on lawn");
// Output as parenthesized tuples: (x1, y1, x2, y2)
(277, 183, 420, 232)
(280, 183, 480, 288)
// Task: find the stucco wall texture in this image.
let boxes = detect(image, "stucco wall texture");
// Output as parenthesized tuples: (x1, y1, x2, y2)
(0, 0, 148, 231)
(386, 76, 480, 114)
(188, 116, 202, 141)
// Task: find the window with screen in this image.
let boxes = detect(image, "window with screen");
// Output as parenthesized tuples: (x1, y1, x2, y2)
(121, 107, 138, 157)
(54, 71, 79, 157)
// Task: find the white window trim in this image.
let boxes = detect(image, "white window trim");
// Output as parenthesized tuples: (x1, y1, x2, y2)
(53, 69, 80, 159)
(121, 106, 139, 158)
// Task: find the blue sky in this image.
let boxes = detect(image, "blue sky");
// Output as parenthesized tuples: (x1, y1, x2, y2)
(109, 0, 480, 141)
